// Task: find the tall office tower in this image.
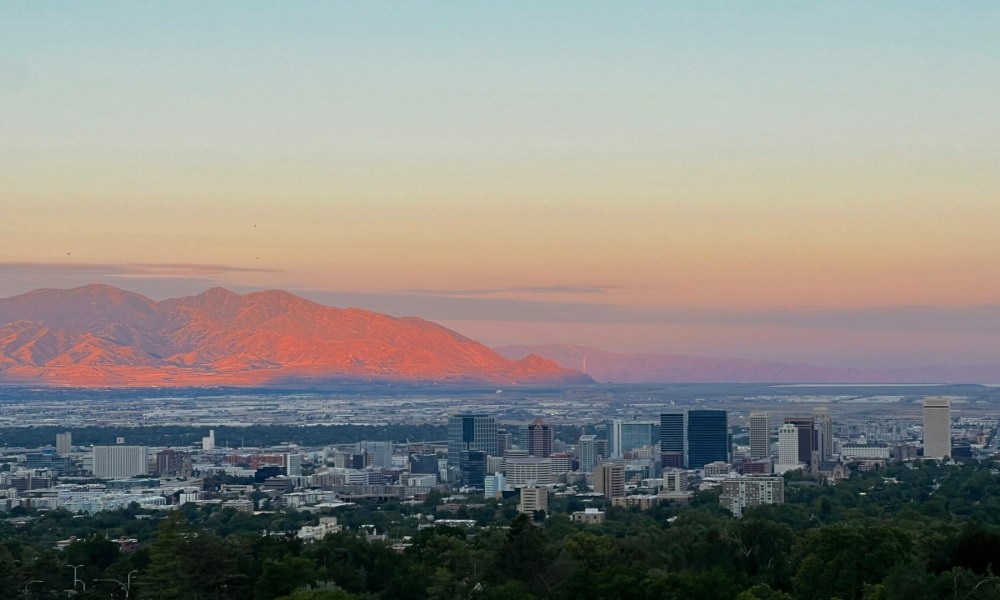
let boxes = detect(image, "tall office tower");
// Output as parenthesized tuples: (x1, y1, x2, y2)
(659, 412, 685, 468)
(201, 429, 216, 451)
(719, 477, 785, 518)
(662, 468, 690, 493)
(497, 430, 513, 455)
(923, 397, 952, 459)
(610, 420, 658, 458)
(549, 453, 573, 474)
(487, 455, 504, 474)
(687, 410, 729, 470)
(519, 484, 549, 516)
(748, 412, 771, 459)
(93, 445, 148, 479)
(56, 431, 72, 455)
(447, 414, 498, 467)
(357, 441, 393, 468)
(484, 472, 506, 498)
(510, 425, 529, 450)
(783, 417, 816, 464)
(813, 407, 834, 461)
(156, 449, 193, 477)
(592, 463, 625, 500)
(610, 420, 624, 458)
(594, 439, 609, 461)
(578, 435, 598, 474)
(286, 453, 303, 476)
(527, 418, 554, 457)
(506, 457, 553, 487)
(777, 423, 800, 467)
(459, 450, 487, 488)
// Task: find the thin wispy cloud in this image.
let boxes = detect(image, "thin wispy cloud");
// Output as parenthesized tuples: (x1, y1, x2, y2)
(0, 262, 281, 300)
(127, 263, 280, 275)
(397, 284, 624, 297)
(303, 289, 1000, 334)
(0, 261, 278, 277)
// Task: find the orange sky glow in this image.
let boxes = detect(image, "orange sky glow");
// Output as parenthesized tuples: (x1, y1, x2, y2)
(2, 3, 999, 368)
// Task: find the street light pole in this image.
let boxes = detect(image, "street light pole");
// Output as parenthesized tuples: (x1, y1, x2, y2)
(67, 564, 87, 590)
(126, 570, 138, 599)
(94, 578, 126, 598)
(95, 571, 138, 600)
(23, 580, 43, 599)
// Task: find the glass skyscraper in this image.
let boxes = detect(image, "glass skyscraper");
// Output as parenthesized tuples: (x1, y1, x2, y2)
(459, 450, 487, 488)
(659, 413, 685, 468)
(610, 420, 658, 458)
(686, 410, 728, 469)
(448, 414, 498, 467)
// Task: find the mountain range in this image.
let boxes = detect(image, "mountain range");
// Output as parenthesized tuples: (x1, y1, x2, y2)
(2, 284, 995, 387)
(496, 344, 1000, 384)
(0, 284, 587, 386)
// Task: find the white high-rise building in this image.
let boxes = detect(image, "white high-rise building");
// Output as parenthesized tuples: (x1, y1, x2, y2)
(610, 420, 624, 459)
(578, 435, 598, 474)
(484, 472, 506, 498)
(286, 453, 303, 476)
(777, 423, 800, 470)
(202, 430, 216, 451)
(506, 457, 552, 487)
(56, 432, 72, 455)
(748, 412, 771, 459)
(923, 398, 952, 459)
(719, 476, 784, 518)
(93, 445, 148, 479)
(662, 468, 689, 493)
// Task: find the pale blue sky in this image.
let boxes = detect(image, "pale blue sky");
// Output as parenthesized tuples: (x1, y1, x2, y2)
(2, 2, 999, 367)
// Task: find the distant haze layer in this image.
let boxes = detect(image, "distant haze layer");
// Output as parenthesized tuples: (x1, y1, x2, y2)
(498, 344, 1000, 385)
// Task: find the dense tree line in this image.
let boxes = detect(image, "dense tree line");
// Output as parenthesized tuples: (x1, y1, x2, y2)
(8, 461, 1000, 598)
(0, 424, 447, 449)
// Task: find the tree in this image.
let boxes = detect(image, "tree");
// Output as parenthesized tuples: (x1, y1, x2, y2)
(736, 583, 794, 600)
(140, 514, 188, 600)
(491, 514, 553, 595)
(139, 512, 250, 600)
(793, 525, 914, 600)
(255, 556, 318, 600)
(278, 590, 361, 600)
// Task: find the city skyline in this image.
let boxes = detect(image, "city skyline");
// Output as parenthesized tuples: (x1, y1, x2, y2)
(3, 3, 999, 369)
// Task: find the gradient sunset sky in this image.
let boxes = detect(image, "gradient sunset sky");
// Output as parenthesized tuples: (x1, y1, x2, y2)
(2, 3, 999, 368)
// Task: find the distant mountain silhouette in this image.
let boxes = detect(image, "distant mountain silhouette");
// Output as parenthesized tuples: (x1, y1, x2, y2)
(0, 284, 588, 386)
(496, 344, 1000, 384)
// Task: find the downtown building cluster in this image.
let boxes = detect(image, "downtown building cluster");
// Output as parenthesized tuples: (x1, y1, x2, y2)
(447, 397, 968, 519)
(0, 397, 970, 524)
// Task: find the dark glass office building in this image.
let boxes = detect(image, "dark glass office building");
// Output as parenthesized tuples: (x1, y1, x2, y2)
(447, 414, 498, 467)
(686, 410, 729, 469)
(527, 418, 554, 457)
(459, 450, 487, 488)
(660, 413, 685, 468)
(410, 454, 439, 474)
(784, 417, 817, 465)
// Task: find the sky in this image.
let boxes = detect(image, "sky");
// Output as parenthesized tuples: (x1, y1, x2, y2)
(1, 2, 999, 368)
